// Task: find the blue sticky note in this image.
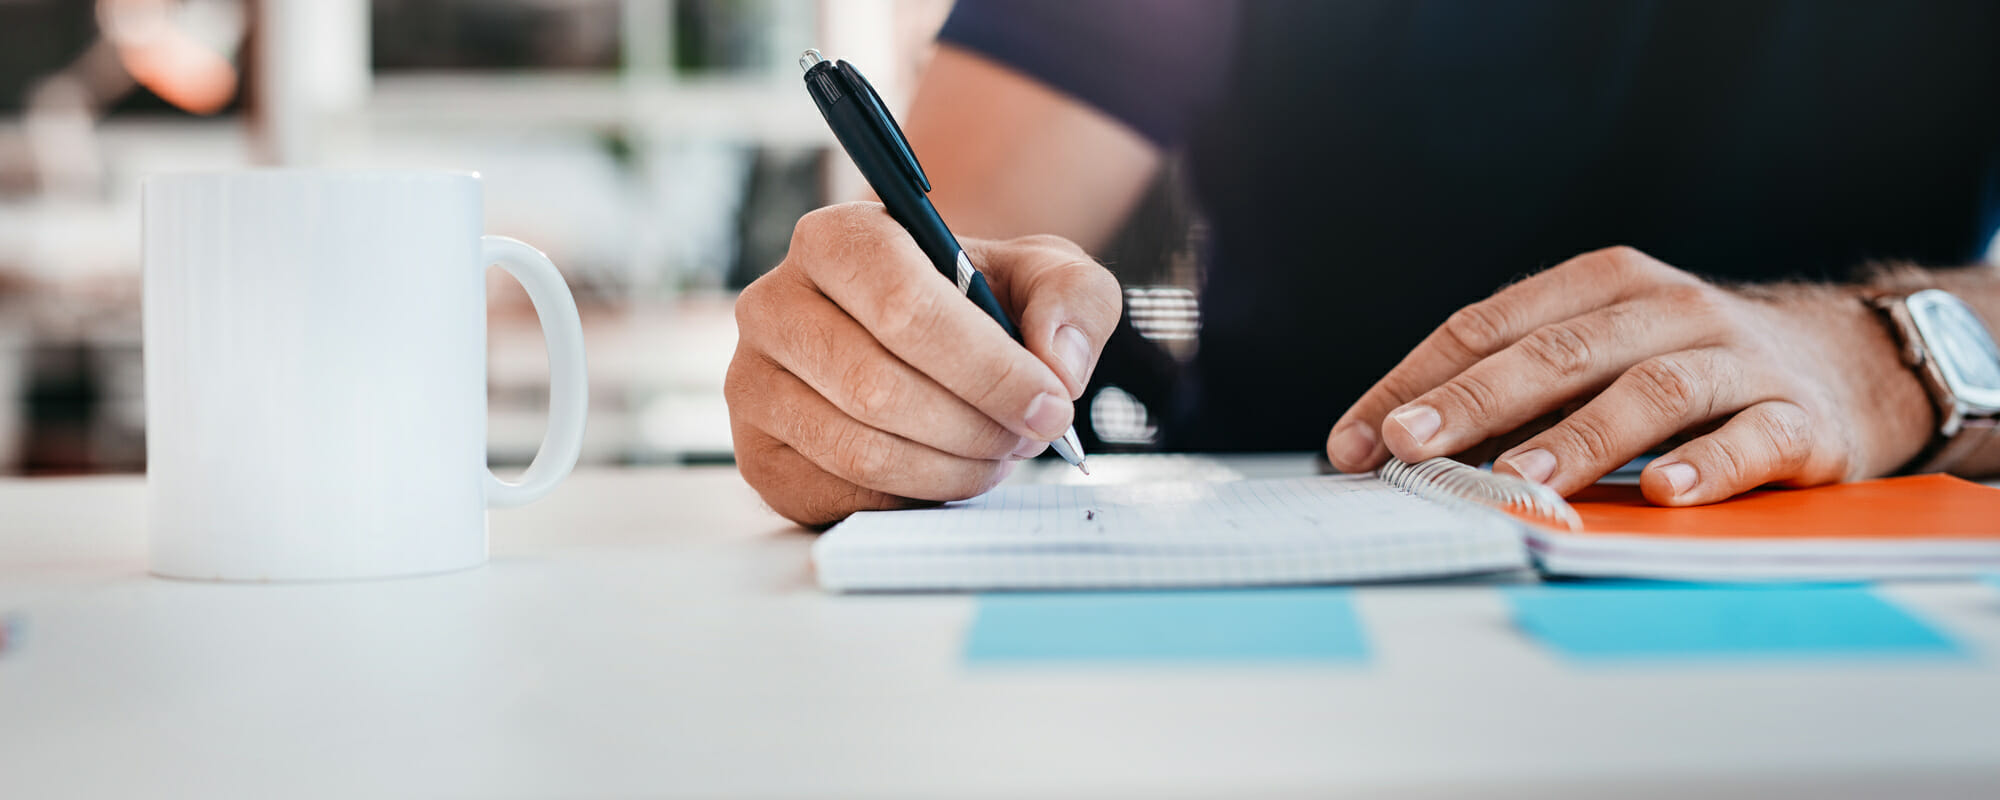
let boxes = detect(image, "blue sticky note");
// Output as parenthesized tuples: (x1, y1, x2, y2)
(1506, 585, 1962, 662)
(965, 589, 1368, 664)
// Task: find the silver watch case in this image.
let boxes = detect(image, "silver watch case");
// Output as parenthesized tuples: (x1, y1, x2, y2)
(1902, 289, 2000, 435)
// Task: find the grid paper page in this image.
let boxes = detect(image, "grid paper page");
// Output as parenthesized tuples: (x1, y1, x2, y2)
(814, 475, 1530, 591)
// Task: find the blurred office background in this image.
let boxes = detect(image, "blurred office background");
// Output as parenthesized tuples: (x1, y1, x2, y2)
(0, 0, 1209, 476)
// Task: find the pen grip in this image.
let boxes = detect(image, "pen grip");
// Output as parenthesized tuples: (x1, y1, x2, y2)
(964, 271, 1023, 343)
(815, 75, 1027, 344)
(869, 156, 1024, 343)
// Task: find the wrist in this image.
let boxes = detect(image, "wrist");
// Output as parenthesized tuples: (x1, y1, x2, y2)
(1756, 284, 1935, 478)
(1852, 291, 1940, 475)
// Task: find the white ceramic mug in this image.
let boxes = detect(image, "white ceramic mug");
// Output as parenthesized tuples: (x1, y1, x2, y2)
(142, 170, 588, 581)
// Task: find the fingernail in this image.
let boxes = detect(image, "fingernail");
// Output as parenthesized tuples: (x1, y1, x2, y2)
(1388, 405, 1442, 447)
(1502, 448, 1557, 484)
(1010, 438, 1049, 460)
(1658, 461, 1698, 495)
(1023, 392, 1071, 439)
(1053, 324, 1091, 388)
(1330, 424, 1377, 466)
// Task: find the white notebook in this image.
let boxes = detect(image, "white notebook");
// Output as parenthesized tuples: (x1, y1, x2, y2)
(811, 458, 1568, 592)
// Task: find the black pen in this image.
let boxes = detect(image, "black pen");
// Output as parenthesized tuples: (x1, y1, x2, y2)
(799, 49, 1088, 474)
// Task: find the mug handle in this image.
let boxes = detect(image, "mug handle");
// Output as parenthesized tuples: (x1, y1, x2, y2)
(481, 236, 589, 508)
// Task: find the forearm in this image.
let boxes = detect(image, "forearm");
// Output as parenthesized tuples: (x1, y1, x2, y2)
(898, 45, 1161, 252)
(1862, 260, 2000, 308)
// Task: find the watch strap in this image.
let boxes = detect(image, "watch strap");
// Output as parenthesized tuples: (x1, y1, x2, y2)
(1909, 416, 1999, 475)
(1864, 291, 1990, 474)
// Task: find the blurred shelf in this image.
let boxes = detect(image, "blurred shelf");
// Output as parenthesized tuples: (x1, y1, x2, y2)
(487, 292, 739, 466)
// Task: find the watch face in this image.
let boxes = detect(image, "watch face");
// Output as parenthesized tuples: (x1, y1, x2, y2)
(1907, 290, 2000, 412)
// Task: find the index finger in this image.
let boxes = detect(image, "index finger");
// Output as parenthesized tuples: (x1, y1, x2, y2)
(793, 203, 1077, 442)
(1325, 246, 1675, 472)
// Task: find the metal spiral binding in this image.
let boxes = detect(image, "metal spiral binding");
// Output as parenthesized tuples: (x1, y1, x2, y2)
(1377, 457, 1583, 532)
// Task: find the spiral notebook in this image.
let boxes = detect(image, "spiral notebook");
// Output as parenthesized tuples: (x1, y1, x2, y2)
(812, 458, 2000, 591)
(813, 459, 1551, 592)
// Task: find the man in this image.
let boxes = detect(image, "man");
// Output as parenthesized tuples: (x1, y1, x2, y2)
(726, 0, 2000, 527)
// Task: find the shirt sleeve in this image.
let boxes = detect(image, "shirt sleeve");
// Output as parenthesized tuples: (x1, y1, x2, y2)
(936, 0, 1239, 148)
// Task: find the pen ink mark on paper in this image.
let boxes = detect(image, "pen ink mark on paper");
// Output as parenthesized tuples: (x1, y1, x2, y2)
(1084, 508, 1098, 521)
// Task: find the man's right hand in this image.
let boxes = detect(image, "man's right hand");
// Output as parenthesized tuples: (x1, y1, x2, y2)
(727, 203, 1123, 527)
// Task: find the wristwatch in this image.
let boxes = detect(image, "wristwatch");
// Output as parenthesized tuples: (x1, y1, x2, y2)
(1867, 289, 2000, 473)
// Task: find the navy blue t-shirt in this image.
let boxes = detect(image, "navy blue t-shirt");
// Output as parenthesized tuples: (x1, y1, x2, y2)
(939, 0, 2000, 451)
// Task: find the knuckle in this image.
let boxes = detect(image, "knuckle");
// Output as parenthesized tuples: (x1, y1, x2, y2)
(796, 315, 846, 379)
(729, 422, 772, 482)
(1369, 369, 1431, 410)
(1661, 282, 1724, 316)
(838, 357, 904, 425)
(1012, 232, 1081, 253)
(787, 204, 841, 251)
(1060, 263, 1124, 326)
(1436, 376, 1501, 421)
(1008, 243, 1120, 310)
(840, 360, 912, 428)
(723, 353, 752, 407)
(1559, 414, 1622, 466)
(1073, 261, 1125, 308)
(871, 280, 946, 343)
(1704, 436, 1755, 485)
(792, 202, 870, 243)
(733, 431, 829, 526)
(791, 202, 897, 285)
(1758, 403, 1814, 472)
(724, 351, 782, 419)
(1440, 302, 1514, 357)
(830, 425, 898, 487)
(1044, 262, 1126, 334)
(1518, 325, 1596, 379)
(1626, 357, 1705, 418)
(1590, 245, 1652, 278)
(732, 275, 772, 329)
(789, 405, 833, 456)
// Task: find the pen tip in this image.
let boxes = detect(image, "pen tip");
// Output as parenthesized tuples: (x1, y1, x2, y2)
(1077, 460, 1090, 476)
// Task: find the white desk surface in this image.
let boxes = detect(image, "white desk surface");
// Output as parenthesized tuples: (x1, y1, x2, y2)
(3, 457, 2000, 799)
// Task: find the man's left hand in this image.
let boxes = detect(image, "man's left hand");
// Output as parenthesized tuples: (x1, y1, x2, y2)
(1326, 246, 1936, 504)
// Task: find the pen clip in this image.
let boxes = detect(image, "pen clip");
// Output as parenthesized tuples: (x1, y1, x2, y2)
(837, 60, 931, 193)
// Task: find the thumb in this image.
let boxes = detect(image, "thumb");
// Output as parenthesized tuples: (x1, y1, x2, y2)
(967, 235, 1123, 399)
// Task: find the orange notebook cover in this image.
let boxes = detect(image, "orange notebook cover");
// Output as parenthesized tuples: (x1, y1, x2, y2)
(1527, 474, 2000, 580)
(1565, 474, 2000, 541)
